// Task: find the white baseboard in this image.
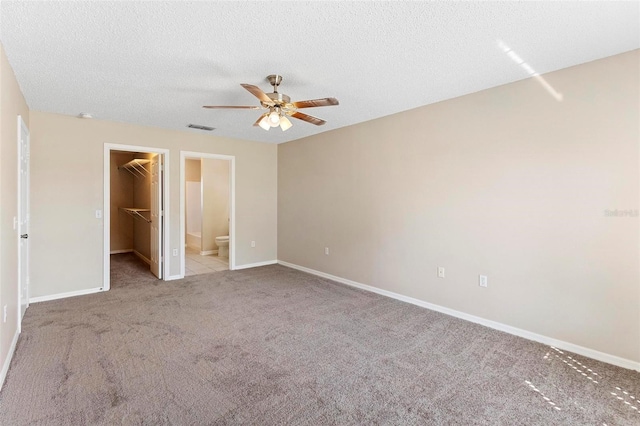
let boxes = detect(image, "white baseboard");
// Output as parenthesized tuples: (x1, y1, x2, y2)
(29, 287, 103, 304)
(278, 260, 640, 372)
(165, 275, 183, 281)
(0, 329, 20, 391)
(110, 249, 133, 254)
(234, 260, 277, 270)
(200, 250, 217, 256)
(133, 250, 151, 265)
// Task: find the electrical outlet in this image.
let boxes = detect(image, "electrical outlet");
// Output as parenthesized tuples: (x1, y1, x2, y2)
(172, 248, 178, 256)
(324, 247, 329, 255)
(479, 275, 488, 288)
(251, 241, 256, 248)
(3, 305, 7, 323)
(437, 267, 445, 278)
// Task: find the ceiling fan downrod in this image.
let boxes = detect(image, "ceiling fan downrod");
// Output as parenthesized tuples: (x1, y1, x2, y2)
(267, 74, 283, 93)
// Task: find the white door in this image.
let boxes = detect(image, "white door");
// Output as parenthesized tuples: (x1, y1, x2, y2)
(18, 116, 30, 320)
(150, 154, 163, 278)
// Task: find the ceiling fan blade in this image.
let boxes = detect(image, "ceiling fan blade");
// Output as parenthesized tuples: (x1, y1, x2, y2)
(292, 97, 339, 109)
(252, 114, 266, 126)
(241, 83, 274, 104)
(290, 111, 326, 126)
(203, 105, 262, 109)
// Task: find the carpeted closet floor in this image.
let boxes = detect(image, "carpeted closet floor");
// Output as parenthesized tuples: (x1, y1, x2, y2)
(0, 253, 638, 425)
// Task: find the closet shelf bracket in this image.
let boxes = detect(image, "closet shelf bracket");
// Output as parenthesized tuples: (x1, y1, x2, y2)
(118, 159, 150, 178)
(120, 208, 152, 223)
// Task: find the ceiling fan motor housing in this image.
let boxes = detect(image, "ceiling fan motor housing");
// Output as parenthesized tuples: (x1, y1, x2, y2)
(264, 92, 291, 107)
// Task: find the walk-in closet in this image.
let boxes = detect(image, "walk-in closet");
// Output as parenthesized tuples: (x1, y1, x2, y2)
(110, 151, 163, 278)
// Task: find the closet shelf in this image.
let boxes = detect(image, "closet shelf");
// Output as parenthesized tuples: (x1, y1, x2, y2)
(120, 208, 152, 223)
(118, 159, 150, 177)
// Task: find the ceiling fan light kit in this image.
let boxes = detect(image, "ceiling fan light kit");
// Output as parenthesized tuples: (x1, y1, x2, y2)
(258, 114, 271, 131)
(256, 108, 294, 132)
(203, 74, 339, 132)
(279, 115, 293, 131)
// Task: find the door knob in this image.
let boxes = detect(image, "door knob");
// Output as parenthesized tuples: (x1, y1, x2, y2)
(20, 234, 28, 239)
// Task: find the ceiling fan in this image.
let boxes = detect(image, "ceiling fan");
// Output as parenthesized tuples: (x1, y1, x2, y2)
(203, 74, 339, 132)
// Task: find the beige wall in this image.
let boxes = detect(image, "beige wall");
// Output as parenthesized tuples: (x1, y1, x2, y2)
(278, 50, 640, 363)
(202, 159, 230, 252)
(29, 111, 278, 297)
(185, 159, 201, 182)
(185, 158, 201, 243)
(0, 44, 30, 380)
(110, 152, 135, 252)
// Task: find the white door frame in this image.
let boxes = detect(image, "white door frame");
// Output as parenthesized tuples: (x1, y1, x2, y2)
(17, 115, 30, 331)
(103, 143, 171, 290)
(180, 151, 236, 276)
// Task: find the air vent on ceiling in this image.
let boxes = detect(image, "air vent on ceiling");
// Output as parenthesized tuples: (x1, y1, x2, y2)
(187, 124, 215, 131)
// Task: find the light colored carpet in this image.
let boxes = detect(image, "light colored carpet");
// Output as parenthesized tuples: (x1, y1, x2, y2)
(0, 253, 638, 425)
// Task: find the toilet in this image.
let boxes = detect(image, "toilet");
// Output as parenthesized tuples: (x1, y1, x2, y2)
(215, 236, 229, 258)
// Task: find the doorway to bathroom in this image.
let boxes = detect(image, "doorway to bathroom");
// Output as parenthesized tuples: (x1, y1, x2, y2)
(180, 151, 235, 276)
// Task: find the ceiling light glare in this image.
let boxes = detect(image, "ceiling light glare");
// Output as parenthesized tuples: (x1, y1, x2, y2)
(268, 109, 280, 127)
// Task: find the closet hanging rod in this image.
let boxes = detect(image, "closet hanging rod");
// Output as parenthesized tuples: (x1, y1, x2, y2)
(120, 208, 152, 223)
(118, 159, 150, 178)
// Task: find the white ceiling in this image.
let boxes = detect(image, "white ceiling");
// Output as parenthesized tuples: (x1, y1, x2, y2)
(0, 1, 638, 144)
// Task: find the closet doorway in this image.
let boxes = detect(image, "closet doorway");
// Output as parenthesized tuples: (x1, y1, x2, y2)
(103, 144, 170, 290)
(180, 151, 235, 276)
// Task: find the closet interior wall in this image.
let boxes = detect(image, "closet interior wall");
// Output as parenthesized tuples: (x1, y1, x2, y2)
(110, 152, 135, 252)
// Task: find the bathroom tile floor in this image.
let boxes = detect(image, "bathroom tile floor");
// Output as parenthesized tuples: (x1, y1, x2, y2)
(185, 247, 228, 276)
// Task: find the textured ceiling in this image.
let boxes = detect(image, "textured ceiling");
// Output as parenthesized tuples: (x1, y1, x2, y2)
(0, 1, 638, 144)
